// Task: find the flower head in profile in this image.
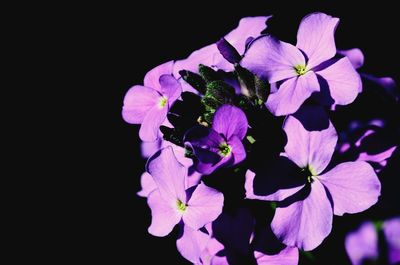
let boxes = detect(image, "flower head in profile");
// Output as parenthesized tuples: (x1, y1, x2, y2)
(185, 104, 248, 175)
(146, 146, 224, 237)
(242, 12, 361, 116)
(246, 114, 381, 250)
(122, 61, 182, 142)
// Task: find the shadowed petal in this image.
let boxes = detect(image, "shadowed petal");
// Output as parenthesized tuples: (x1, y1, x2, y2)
(177, 225, 210, 264)
(241, 35, 305, 83)
(318, 161, 381, 216)
(146, 146, 187, 203)
(212, 105, 248, 140)
(147, 190, 182, 237)
(183, 182, 224, 230)
(122, 85, 160, 124)
(266, 71, 320, 116)
(139, 104, 168, 142)
(144, 61, 174, 91)
(283, 115, 337, 175)
(316, 57, 361, 105)
(245, 168, 304, 202)
(338, 48, 364, 69)
(383, 217, 400, 264)
(271, 180, 333, 251)
(255, 247, 299, 265)
(345, 222, 378, 265)
(296, 12, 339, 69)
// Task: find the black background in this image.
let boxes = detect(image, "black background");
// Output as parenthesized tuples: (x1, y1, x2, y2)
(26, 1, 399, 264)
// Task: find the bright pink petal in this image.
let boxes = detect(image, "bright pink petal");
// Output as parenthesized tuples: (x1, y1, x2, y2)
(283, 115, 338, 175)
(139, 104, 168, 142)
(159, 74, 182, 104)
(266, 71, 320, 116)
(345, 222, 378, 265)
(212, 104, 248, 140)
(147, 190, 182, 237)
(318, 161, 381, 216)
(183, 182, 224, 230)
(255, 247, 299, 265)
(338, 48, 365, 69)
(144, 61, 173, 91)
(241, 35, 305, 83)
(296, 12, 339, 69)
(271, 180, 333, 251)
(137, 172, 157, 198)
(146, 146, 187, 203)
(316, 57, 361, 105)
(176, 225, 210, 264)
(122, 85, 160, 124)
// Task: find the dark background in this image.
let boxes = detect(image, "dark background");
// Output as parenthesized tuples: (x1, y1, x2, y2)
(24, 1, 399, 264)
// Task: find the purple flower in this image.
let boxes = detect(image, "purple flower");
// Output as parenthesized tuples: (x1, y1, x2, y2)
(246, 115, 381, 250)
(345, 218, 400, 265)
(122, 61, 182, 142)
(254, 247, 298, 265)
(176, 225, 210, 264)
(185, 104, 248, 175)
(242, 12, 361, 116)
(146, 146, 224, 236)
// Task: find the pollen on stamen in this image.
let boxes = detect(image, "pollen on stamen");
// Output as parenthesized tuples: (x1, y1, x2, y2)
(158, 96, 168, 108)
(218, 142, 232, 157)
(294, 64, 307, 76)
(176, 199, 187, 212)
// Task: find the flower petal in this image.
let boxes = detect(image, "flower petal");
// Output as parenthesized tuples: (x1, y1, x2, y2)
(146, 146, 187, 203)
(345, 222, 378, 265)
(383, 217, 400, 264)
(245, 163, 305, 202)
(122, 85, 160, 124)
(212, 105, 248, 140)
(228, 135, 246, 165)
(241, 35, 305, 83)
(147, 190, 182, 237)
(296, 12, 339, 69)
(318, 161, 381, 216)
(225, 16, 270, 55)
(255, 247, 299, 265)
(283, 113, 337, 175)
(338, 48, 365, 69)
(139, 104, 168, 142)
(144, 61, 174, 91)
(316, 57, 361, 105)
(137, 172, 157, 198)
(266, 71, 320, 116)
(176, 225, 210, 264)
(173, 44, 217, 77)
(159, 74, 182, 104)
(183, 182, 224, 230)
(271, 180, 333, 251)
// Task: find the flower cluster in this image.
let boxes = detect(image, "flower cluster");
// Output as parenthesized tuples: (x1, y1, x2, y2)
(123, 12, 398, 264)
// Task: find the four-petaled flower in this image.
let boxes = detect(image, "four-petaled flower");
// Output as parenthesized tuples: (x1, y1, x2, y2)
(185, 104, 248, 175)
(242, 12, 361, 116)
